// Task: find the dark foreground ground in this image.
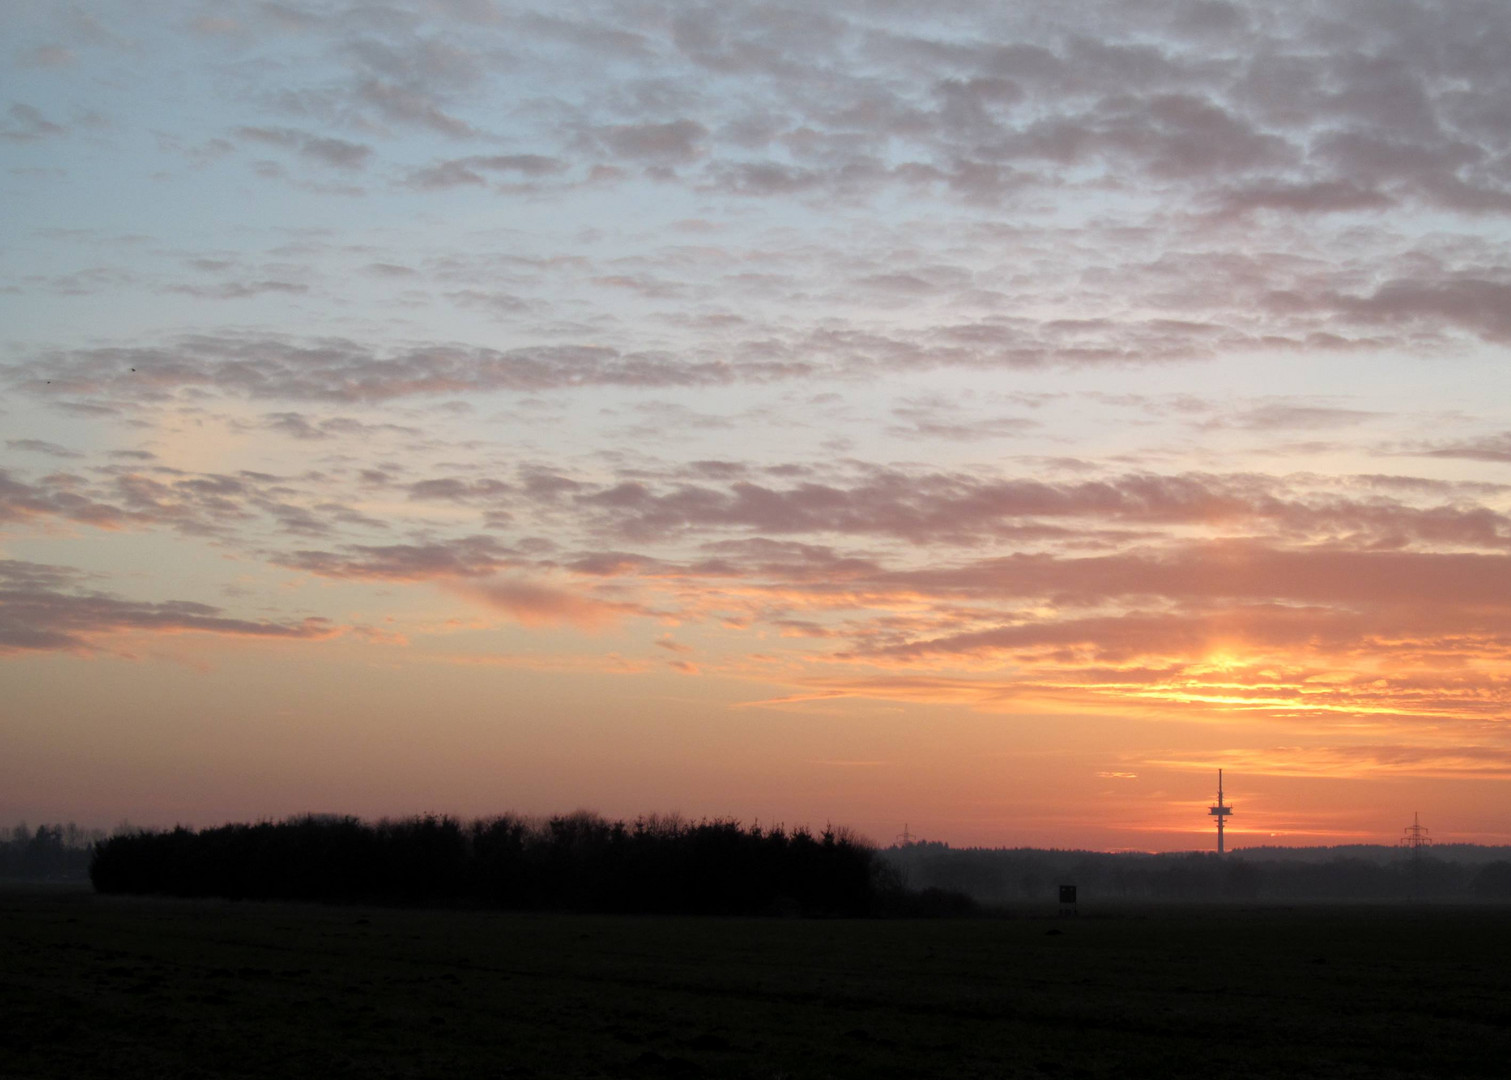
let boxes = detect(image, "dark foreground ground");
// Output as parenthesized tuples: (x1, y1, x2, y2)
(3, 886, 1509, 1079)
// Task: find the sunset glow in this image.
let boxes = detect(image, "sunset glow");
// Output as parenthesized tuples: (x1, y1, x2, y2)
(4, 0, 1511, 850)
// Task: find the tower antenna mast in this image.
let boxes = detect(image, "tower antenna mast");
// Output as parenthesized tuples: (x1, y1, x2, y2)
(1208, 769, 1233, 854)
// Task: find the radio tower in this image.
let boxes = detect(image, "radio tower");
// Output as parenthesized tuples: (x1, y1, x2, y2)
(1208, 769, 1233, 854)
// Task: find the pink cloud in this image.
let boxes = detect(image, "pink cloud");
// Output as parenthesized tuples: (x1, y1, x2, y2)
(452, 579, 645, 629)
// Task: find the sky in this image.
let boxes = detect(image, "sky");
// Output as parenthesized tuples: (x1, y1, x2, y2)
(3, 0, 1511, 851)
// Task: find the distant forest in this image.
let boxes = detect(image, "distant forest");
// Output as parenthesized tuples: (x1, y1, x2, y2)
(88, 813, 971, 917)
(882, 841, 1511, 903)
(0, 823, 103, 882)
(17, 817, 1511, 910)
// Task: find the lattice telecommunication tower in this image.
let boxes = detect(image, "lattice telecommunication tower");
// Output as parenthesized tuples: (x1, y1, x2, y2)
(1208, 769, 1233, 854)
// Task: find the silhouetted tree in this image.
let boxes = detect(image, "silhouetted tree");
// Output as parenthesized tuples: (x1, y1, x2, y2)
(0, 822, 102, 881)
(89, 812, 925, 917)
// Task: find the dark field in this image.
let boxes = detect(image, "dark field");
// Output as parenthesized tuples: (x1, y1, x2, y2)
(3, 887, 1509, 1079)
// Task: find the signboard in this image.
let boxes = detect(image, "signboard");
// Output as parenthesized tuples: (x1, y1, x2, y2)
(1059, 885, 1077, 904)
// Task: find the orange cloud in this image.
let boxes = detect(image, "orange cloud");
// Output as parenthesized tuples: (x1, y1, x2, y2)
(449, 578, 645, 629)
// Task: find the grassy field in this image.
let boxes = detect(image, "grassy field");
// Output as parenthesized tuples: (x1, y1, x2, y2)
(3, 886, 1509, 1079)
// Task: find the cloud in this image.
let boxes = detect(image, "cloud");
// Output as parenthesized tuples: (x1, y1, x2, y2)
(6, 439, 82, 459)
(7, 334, 815, 403)
(563, 467, 1511, 548)
(1200, 403, 1380, 431)
(0, 560, 335, 654)
(356, 79, 476, 137)
(259, 412, 422, 441)
(599, 119, 708, 163)
(0, 468, 127, 529)
(165, 280, 309, 300)
(0, 463, 401, 543)
(1327, 277, 1511, 343)
(1411, 432, 1511, 463)
(278, 536, 522, 580)
(405, 154, 567, 190)
(8, 0, 1511, 756)
(187, 15, 244, 38)
(235, 127, 373, 170)
(887, 397, 1038, 441)
(1, 103, 65, 142)
(1213, 179, 1395, 217)
(15, 45, 75, 68)
(454, 578, 645, 629)
(1148, 744, 1511, 780)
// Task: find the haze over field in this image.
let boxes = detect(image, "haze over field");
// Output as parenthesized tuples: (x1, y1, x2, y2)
(4, 0, 1510, 849)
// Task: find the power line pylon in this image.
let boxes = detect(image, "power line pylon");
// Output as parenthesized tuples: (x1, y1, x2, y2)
(1400, 811, 1432, 854)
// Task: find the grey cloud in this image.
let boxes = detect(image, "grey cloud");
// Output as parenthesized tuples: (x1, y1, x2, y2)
(94, 0, 1511, 222)
(1213, 180, 1394, 216)
(704, 161, 824, 196)
(405, 154, 566, 190)
(6, 439, 82, 458)
(356, 79, 476, 137)
(278, 535, 521, 579)
(1, 103, 66, 142)
(671, 5, 845, 77)
(165, 280, 309, 300)
(0, 560, 335, 654)
(188, 15, 245, 38)
(887, 416, 1038, 442)
(0, 462, 397, 545)
(1202, 404, 1380, 432)
(337, 31, 486, 137)
(235, 126, 373, 170)
(0, 468, 126, 529)
(887, 397, 1037, 441)
(592, 274, 685, 299)
(62, 9, 134, 50)
(600, 119, 708, 163)
(9, 334, 816, 403)
(446, 289, 533, 315)
(559, 466, 1511, 549)
(15, 45, 75, 68)
(406, 477, 513, 502)
(1411, 433, 1511, 464)
(516, 12, 654, 59)
(260, 412, 423, 440)
(1331, 277, 1511, 343)
(404, 159, 489, 189)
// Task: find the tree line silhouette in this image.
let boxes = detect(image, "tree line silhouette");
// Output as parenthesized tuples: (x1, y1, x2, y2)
(884, 841, 1511, 902)
(89, 812, 971, 916)
(78, 817, 1511, 910)
(0, 823, 103, 882)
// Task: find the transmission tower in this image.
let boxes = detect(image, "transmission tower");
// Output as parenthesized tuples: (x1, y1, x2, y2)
(1399, 811, 1432, 854)
(1208, 769, 1233, 854)
(895, 823, 915, 847)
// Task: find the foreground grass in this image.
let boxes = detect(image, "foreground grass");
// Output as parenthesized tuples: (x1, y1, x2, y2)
(2, 887, 1508, 1079)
